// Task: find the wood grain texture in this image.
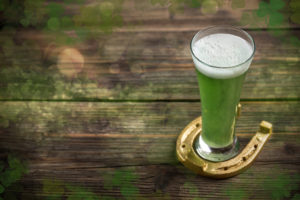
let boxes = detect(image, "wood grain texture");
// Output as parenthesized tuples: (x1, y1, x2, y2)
(1, 0, 300, 199)
(0, 101, 299, 136)
(0, 30, 299, 100)
(0, 101, 299, 199)
(18, 164, 300, 199)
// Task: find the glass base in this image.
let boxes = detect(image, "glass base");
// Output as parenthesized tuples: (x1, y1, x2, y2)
(194, 135, 240, 162)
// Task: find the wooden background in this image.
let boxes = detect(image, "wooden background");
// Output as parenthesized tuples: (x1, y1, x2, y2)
(0, 0, 299, 199)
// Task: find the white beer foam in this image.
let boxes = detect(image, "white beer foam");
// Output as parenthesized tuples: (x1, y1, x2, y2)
(191, 33, 253, 79)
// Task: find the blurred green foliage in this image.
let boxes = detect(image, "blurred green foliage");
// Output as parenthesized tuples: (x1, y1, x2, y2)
(0, 0, 125, 45)
(65, 185, 100, 200)
(42, 168, 174, 199)
(236, 0, 300, 47)
(0, 65, 99, 100)
(43, 179, 100, 200)
(239, 0, 285, 28)
(0, 155, 27, 199)
(43, 179, 64, 200)
(292, 193, 300, 200)
(73, 0, 123, 34)
(222, 168, 300, 200)
(0, 0, 46, 26)
(43, 169, 139, 199)
(0, 66, 56, 99)
(240, 11, 266, 28)
(263, 173, 300, 200)
(103, 169, 139, 200)
(182, 181, 208, 200)
(21, 0, 46, 27)
(256, 0, 285, 28)
(224, 186, 248, 200)
(290, 0, 300, 24)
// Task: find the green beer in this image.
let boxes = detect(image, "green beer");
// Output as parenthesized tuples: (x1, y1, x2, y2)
(190, 26, 255, 161)
(196, 70, 246, 148)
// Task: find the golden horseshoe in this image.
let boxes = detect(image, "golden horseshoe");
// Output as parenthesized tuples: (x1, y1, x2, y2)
(176, 104, 272, 179)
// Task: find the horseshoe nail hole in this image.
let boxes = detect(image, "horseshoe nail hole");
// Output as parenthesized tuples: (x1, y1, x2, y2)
(243, 157, 246, 161)
(254, 144, 258, 149)
(224, 167, 228, 171)
(182, 144, 186, 148)
(196, 123, 200, 128)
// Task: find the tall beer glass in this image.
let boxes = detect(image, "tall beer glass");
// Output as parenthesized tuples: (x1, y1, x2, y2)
(190, 26, 255, 162)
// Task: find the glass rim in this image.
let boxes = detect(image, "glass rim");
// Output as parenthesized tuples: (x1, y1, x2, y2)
(190, 26, 256, 69)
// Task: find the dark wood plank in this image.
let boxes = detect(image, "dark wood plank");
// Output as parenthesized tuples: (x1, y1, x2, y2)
(19, 164, 300, 199)
(0, 101, 299, 199)
(0, 101, 299, 137)
(0, 30, 299, 100)
(0, 101, 299, 165)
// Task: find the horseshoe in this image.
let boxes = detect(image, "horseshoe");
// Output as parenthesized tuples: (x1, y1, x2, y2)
(176, 111, 272, 179)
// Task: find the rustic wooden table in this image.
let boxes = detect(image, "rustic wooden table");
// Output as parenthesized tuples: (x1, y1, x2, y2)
(0, 0, 299, 199)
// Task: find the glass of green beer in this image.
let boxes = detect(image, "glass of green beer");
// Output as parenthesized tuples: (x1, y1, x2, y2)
(190, 26, 255, 162)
